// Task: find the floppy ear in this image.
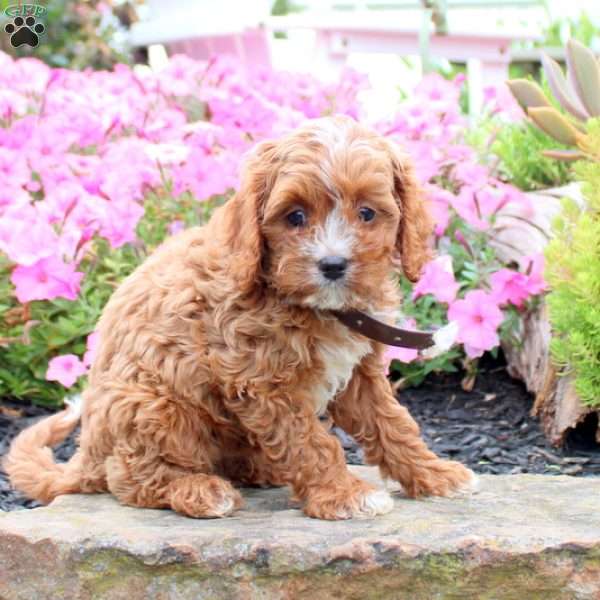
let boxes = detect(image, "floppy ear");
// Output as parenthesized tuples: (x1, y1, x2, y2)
(222, 140, 279, 294)
(388, 144, 433, 282)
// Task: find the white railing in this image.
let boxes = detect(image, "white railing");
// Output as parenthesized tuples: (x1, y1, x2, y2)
(129, 0, 547, 117)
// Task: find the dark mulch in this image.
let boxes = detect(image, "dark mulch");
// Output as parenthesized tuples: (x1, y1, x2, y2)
(2, 357, 599, 511)
(338, 357, 600, 476)
(0, 404, 78, 511)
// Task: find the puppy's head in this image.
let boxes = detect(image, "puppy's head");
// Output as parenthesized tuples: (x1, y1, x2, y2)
(224, 116, 432, 309)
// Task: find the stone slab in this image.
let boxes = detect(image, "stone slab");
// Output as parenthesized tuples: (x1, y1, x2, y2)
(1, 466, 599, 599)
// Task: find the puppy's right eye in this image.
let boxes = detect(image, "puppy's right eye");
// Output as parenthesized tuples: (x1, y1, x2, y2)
(286, 209, 307, 227)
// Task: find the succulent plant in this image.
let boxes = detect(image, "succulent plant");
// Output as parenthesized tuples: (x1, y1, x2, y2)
(507, 39, 600, 162)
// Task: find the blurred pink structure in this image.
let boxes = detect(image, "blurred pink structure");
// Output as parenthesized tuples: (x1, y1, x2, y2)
(167, 28, 271, 67)
(128, 1, 542, 117)
(266, 10, 539, 117)
(128, 0, 273, 65)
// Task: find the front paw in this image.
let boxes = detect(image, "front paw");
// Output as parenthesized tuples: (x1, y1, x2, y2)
(304, 479, 394, 520)
(402, 460, 478, 498)
(167, 474, 243, 518)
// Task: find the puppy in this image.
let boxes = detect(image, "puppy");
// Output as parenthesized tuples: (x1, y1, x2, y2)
(5, 116, 475, 520)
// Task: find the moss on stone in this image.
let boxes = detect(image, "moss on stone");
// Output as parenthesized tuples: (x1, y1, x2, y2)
(69, 546, 594, 600)
(2, 471, 599, 600)
(75, 548, 213, 597)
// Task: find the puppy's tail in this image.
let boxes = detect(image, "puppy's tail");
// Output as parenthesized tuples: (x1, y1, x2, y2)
(3, 395, 83, 504)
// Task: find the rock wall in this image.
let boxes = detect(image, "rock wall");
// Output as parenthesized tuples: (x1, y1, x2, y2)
(1, 466, 599, 599)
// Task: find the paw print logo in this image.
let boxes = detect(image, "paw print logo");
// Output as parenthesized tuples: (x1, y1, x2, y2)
(4, 15, 45, 48)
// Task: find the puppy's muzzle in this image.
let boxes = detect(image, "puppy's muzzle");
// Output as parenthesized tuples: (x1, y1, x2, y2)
(318, 256, 348, 281)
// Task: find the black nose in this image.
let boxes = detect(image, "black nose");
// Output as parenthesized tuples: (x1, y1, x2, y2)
(318, 256, 348, 281)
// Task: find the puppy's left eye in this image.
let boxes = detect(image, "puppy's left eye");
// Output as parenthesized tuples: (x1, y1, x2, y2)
(286, 209, 307, 227)
(359, 207, 376, 222)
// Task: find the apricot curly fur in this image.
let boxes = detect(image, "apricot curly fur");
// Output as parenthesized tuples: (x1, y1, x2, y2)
(4, 116, 473, 519)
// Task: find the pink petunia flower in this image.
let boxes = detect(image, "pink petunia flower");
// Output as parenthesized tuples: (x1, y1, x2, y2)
(46, 354, 88, 388)
(0, 211, 59, 266)
(11, 256, 84, 302)
(490, 269, 531, 307)
(83, 331, 100, 368)
(412, 255, 459, 304)
(168, 220, 185, 236)
(484, 83, 525, 121)
(172, 147, 239, 201)
(384, 345, 419, 367)
(448, 290, 504, 359)
(520, 253, 547, 296)
(0, 147, 31, 187)
(426, 185, 453, 237)
(490, 253, 547, 307)
(450, 187, 488, 230)
(98, 200, 145, 249)
(454, 162, 489, 188)
(384, 317, 420, 368)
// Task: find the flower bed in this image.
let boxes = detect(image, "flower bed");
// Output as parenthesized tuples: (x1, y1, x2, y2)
(4, 352, 600, 512)
(0, 51, 545, 405)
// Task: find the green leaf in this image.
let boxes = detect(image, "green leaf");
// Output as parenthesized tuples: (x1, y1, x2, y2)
(541, 52, 589, 121)
(527, 107, 581, 146)
(506, 79, 551, 111)
(541, 149, 587, 161)
(566, 39, 600, 118)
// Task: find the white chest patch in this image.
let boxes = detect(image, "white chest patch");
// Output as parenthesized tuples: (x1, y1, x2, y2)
(311, 335, 372, 416)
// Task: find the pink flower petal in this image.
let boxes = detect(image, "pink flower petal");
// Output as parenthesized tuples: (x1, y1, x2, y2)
(448, 290, 504, 356)
(46, 354, 87, 388)
(83, 332, 101, 368)
(11, 257, 84, 303)
(412, 256, 459, 304)
(385, 345, 419, 365)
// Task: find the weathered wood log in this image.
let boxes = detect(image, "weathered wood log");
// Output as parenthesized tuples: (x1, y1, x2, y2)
(492, 184, 599, 446)
(501, 302, 593, 446)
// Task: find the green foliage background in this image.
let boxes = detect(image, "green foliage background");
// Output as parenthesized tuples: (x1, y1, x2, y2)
(545, 119, 600, 406)
(0, 190, 224, 406)
(0, 0, 130, 69)
(492, 121, 573, 192)
(390, 213, 523, 389)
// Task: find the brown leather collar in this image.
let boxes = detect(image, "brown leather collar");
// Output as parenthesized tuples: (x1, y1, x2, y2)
(331, 309, 435, 350)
